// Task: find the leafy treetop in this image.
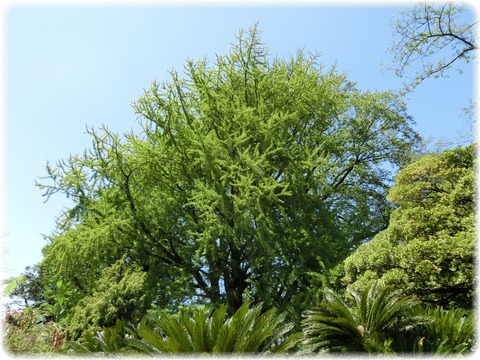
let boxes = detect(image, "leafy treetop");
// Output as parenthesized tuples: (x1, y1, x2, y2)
(342, 144, 475, 309)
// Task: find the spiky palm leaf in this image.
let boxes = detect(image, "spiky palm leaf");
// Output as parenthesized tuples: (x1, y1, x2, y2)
(302, 281, 431, 354)
(301, 288, 365, 353)
(127, 302, 300, 354)
(417, 307, 475, 354)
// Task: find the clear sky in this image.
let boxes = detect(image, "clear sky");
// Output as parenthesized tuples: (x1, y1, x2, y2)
(0, 0, 476, 280)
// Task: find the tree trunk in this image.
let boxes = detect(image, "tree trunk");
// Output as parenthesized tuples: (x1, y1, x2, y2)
(225, 243, 249, 311)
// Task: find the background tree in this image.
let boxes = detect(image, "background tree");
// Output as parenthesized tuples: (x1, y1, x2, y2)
(341, 144, 475, 309)
(3, 265, 45, 308)
(32, 24, 419, 336)
(389, 2, 476, 91)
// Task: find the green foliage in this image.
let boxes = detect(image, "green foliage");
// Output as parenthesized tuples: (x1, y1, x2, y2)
(389, 3, 476, 90)
(39, 278, 67, 323)
(3, 276, 26, 297)
(66, 257, 150, 339)
(417, 306, 475, 354)
(65, 320, 132, 355)
(301, 282, 431, 354)
(342, 144, 475, 308)
(3, 265, 46, 309)
(125, 302, 300, 354)
(65, 302, 300, 355)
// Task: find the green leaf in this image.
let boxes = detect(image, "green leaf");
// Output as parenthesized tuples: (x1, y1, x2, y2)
(3, 276, 25, 297)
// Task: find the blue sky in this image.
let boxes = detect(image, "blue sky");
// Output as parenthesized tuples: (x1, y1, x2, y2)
(1, 1, 476, 279)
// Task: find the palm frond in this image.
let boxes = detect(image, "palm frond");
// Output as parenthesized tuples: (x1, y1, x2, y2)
(206, 304, 228, 350)
(129, 302, 300, 354)
(421, 307, 475, 354)
(302, 281, 429, 354)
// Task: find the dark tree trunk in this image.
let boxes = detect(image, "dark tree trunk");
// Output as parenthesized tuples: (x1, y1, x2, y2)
(224, 243, 249, 311)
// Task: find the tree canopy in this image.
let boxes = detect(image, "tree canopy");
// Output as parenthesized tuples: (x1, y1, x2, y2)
(29, 25, 420, 336)
(341, 144, 475, 309)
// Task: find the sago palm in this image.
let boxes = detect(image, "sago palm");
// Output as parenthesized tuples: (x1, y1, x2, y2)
(127, 302, 301, 354)
(301, 281, 431, 354)
(416, 306, 475, 354)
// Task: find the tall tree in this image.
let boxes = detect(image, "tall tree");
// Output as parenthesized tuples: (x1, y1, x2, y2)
(34, 24, 419, 334)
(389, 2, 476, 90)
(341, 144, 475, 309)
